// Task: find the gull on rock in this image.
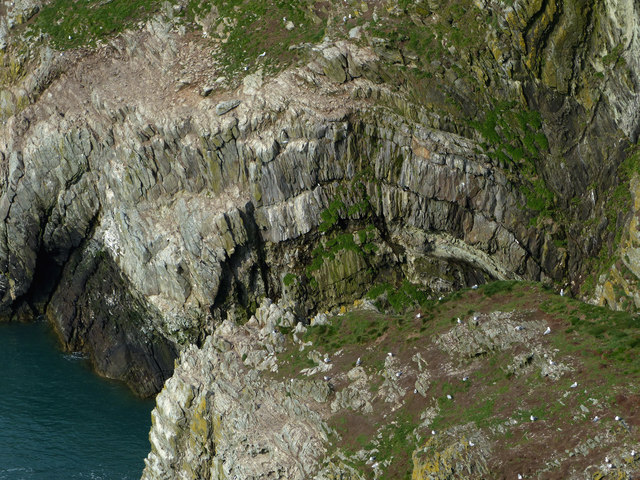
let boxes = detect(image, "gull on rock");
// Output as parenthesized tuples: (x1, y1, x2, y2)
(324, 357, 331, 364)
(457, 318, 462, 324)
(515, 325, 524, 331)
(468, 441, 475, 447)
(543, 327, 551, 335)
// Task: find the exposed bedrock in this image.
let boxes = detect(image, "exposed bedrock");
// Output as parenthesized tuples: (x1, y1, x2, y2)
(0, 0, 640, 394)
(0, 66, 551, 393)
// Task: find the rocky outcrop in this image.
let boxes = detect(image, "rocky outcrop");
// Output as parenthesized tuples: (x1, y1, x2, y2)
(142, 289, 640, 479)
(1, 0, 640, 475)
(0, 26, 544, 393)
(142, 299, 330, 479)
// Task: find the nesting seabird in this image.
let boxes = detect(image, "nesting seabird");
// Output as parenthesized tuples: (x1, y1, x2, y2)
(615, 415, 621, 421)
(560, 288, 564, 297)
(463, 376, 469, 382)
(530, 415, 537, 421)
(356, 357, 362, 366)
(416, 313, 421, 319)
(431, 430, 437, 435)
(457, 318, 462, 324)
(468, 441, 475, 447)
(324, 356, 331, 364)
(387, 352, 393, 357)
(593, 415, 600, 422)
(323, 375, 330, 381)
(570, 382, 578, 388)
(446, 394, 452, 400)
(471, 284, 478, 289)
(396, 371, 402, 377)
(543, 326, 551, 335)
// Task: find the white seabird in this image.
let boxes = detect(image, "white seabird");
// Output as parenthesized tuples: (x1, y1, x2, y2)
(593, 415, 600, 422)
(471, 284, 478, 289)
(356, 357, 362, 366)
(518, 475, 523, 479)
(543, 326, 551, 335)
(615, 415, 621, 421)
(463, 376, 469, 382)
(387, 352, 393, 357)
(457, 318, 462, 324)
(416, 313, 421, 319)
(396, 372, 402, 377)
(431, 430, 436, 435)
(468, 441, 475, 447)
(515, 325, 524, 331)
(560, 288, 564, 297)
(570, 382, 578, 388)
(324, 357, 331, 363)
(323, 375, 330, 381)
(530, 415, 537, 421)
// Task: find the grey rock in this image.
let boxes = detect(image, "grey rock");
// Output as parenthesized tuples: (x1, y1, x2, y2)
(216, 99, 241, 115)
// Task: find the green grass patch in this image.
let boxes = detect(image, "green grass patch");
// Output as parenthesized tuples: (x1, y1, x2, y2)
(367, 280, 431, 313)
(30, 0, 165, 49)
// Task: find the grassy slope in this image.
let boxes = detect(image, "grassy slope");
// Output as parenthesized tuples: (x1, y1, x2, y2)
(272, 281, 640, 478)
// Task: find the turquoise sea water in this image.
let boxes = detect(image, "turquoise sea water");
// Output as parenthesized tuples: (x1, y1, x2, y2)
(0, 319, 154, 480)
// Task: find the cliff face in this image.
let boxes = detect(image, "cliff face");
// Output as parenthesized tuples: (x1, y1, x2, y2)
(1, 0, 640, 476)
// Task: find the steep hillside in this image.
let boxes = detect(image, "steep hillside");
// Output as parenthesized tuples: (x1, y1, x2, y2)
(1, 0, 640, 477)
(143, 282, 640, 479)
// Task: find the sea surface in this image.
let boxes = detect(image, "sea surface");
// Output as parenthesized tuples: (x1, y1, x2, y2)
(0, 319, 155, 480)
